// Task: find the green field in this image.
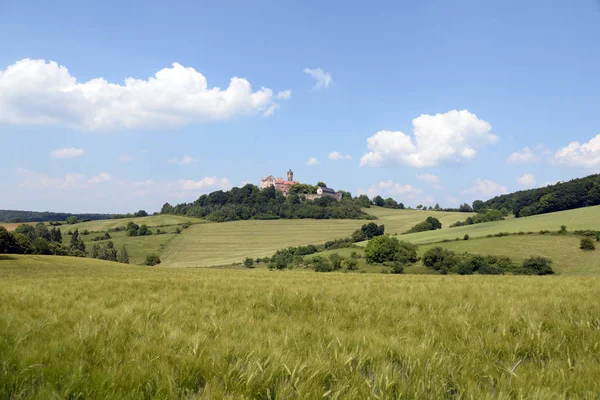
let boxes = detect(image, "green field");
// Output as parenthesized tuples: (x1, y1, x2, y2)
(393, 205, 600, 244)
(2, 255, 600, 398)
(161, 219, 366, 267)
(363, 207, 473, 235)
(419, 234, 600, 275)
(66, 214, 204, 232)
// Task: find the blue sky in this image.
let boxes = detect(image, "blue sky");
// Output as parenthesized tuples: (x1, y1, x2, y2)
(1, 0, 600, 213)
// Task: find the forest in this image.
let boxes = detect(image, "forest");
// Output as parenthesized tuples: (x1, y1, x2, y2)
(482, 174, 600, 217)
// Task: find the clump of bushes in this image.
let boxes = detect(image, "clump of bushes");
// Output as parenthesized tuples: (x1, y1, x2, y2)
(580, 237, 596, 251)
(405, 217, 442, 234)
(243, 257, 254, 268)
(463, 234, 469, 240)
(145, 253, 161, 266)
(559, 225, 567, 234)
(364, 236, 417, 265)
(422, 247, 553, 275)
(450, 209, 504, 228)
(125, 222, 151, 237)
(350, 222, 385, 242)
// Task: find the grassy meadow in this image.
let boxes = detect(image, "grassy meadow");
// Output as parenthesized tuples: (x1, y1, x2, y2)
(392, 205, 600, 244)
(2, 255, 600, 398)
(364, 207, 473, 235)
(65, 214, 203, 232)
(161, 219, 366, 267)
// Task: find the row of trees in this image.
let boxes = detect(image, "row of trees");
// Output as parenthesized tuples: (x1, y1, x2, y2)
(90, 241, 129, 263)
(422, 247, 553, 275)
(449, 209, 506, 228)
(482, 174, 600, 217)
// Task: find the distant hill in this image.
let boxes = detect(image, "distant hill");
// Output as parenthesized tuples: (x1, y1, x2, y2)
(482, 174, 600, 217)
(0, 210, 113, 223)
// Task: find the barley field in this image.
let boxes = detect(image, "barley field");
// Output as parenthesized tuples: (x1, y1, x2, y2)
(2, 255, 600, 399)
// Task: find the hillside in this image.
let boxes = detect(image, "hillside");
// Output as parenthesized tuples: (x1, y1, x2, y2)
(482, 173, 600, 217)
(386, 205, 600, 244)
(0, 209, 112, 223)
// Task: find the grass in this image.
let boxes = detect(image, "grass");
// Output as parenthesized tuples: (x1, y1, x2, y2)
(363, 207, 473, 235)
(419, 234, 600, 275)
(2, 255, 600, 398)
(65, 214, 204, 232)
(161, 219, 365, 267)
(393, 205, 600, 244)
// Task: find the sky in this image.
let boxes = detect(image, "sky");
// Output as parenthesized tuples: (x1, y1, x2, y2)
(1, 0, 600, 213)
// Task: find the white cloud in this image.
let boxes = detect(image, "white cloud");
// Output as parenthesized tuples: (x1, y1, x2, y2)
(88, 172, 114, 184)
(517, 173, 536, 187)
(303, 67, 332, 90)
(168, 155, 197, 165)
(17, 168, 87, 189)
(360, 110, 497, 168)
(553, 134, 600, 168)
(119, 153, 133, 163)
(306, 157, 320, 166)
(0, 58, 290, 130)
(277, 90, 292, 100)
(360, 180, 425, 203)
(50, 147, 84, 159)
(416, 173, 441, 189)
(328, 151, 352, 161)
(507, 147, 542, 164)
(461, 178, 508, 198)
(175, 177, 231, 191)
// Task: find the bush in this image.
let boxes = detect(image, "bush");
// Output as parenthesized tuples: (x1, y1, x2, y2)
(345, 257, 358, 270)
(463, 234, 469, 240)
(390, 261, 404, 274)
(514, 256, 553, 275)
(364, 236, 416, 264)
(243, 257, 255, 268)
(479, 264, 504, 275)
(405, 217, 442, 234)
(559, 225, 567, 234)
(422, 247, 460, 273)
(175, 227, 182, 234)
(145, 253, 161, 266)
(580, 237, 595, 251)
(312, 256, 333, 272)
(329, 253, 344, 270)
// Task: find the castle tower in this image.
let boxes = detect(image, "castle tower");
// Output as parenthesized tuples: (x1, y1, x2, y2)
(287, 169, 294, 182)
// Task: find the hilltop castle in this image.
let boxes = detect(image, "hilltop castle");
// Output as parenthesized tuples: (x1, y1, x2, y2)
(260, 169, 343, 201)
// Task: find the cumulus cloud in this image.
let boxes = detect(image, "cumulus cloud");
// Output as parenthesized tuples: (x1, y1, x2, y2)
(507, 147, 542, 164)
(277, 90, 292, 100)
(168, 155, 197, 165)
(176, 177, 231, 191)
(0, 58, 290, 130)
(360, 110, 497, 168)
(553, 134, 600, 168)
(328, 151, 352, 161)
(306, 157, 320, 166)
(517, 173, 536, 187)
(303, 67, 332, 90)
(461, 178, 507, 198)
(50, 147, 84, 159)
(88, 172, 114, 184)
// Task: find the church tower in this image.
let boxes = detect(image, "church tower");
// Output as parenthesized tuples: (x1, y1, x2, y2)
(287, 169, 294, 182)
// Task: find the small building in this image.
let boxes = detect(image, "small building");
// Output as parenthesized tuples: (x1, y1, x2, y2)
(305, 186, 344, 201)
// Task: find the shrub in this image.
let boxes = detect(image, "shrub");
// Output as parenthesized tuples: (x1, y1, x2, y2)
(345, 257, 358, 270)
(514, 257, 553, 275)
(390, 261, 404, 274)
(244, 257, 255, 268)
(422, 247, 460, 273)
(175, 227, 182, 234)
(580, 237, 595, 251)
(395, 241, 418, 264)
(365, 236, 400, 264)
(329, 253, 344, 270)
(559, 225, 567, 234)
(463, 234, 469, 240)
(182, 222, 192, 229)
(406, 217, 442, 234)
(312, 256, 333, 272)
(145, 253, 161, 266)
(479, 265, 504, 275)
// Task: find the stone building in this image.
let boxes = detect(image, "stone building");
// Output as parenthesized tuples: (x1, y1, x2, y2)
(260, 169, 344, 201)
(260, 169, 298, 195)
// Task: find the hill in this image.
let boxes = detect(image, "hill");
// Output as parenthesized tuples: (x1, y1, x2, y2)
(387, 205, 600, 244)
(2, 254, 600, 398)
(481, 173, 600, 217)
